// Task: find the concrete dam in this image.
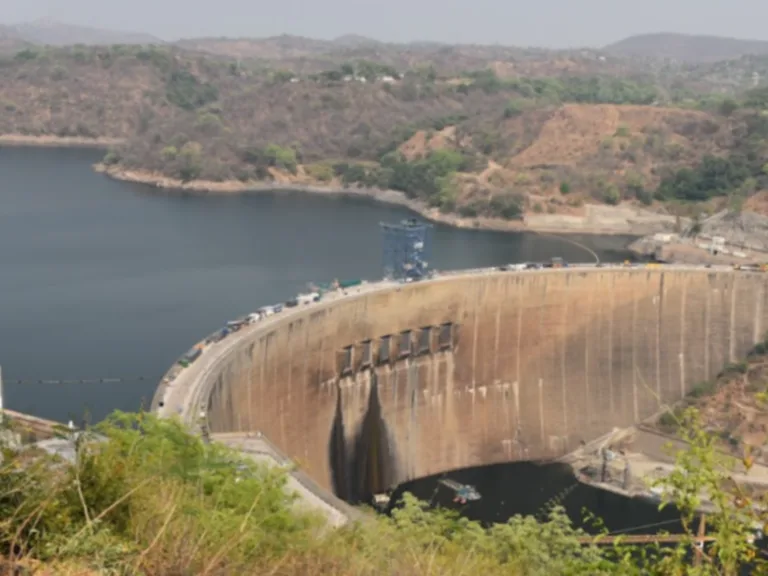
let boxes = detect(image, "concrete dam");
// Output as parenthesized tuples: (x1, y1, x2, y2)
(158, 267, 768, 506)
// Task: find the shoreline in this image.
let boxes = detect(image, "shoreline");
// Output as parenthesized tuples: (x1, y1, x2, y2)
(0, 134, 123, 148)
(0, 134, 674, 237)
(96, 164, 674, 238)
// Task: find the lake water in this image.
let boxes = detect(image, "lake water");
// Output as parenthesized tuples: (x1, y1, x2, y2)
(0, 146, 635, 425)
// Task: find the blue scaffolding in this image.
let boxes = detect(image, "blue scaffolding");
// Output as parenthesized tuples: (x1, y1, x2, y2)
(380, 218, 432, 280)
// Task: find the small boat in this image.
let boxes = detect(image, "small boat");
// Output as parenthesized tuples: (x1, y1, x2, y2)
(439, 478, 481, 504)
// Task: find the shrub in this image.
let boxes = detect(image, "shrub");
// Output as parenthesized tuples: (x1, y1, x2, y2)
(602, 185, 620, 205)
(489, 193, 525, 219)
(166, 69, 218, 111)
(177, 141, 203, 181)
(614, 124, 630, 137)
(306, 163, 334, 182)
(0, 406, 764, 574)
(262, 144, 298, 174)
(503, 98, 527, 118)
(102, 150, 121, 166)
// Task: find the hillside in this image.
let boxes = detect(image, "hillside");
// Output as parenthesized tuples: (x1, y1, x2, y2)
(0, 18, 162, 48)
(4, 44, 768, 224)
(174, 35, 632, 79)
(0, 25, 32, 53)
(654, 335, 768, 468)
(604, 32, 768, 63)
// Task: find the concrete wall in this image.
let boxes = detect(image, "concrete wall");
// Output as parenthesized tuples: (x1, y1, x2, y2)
(202, 269, 768, 502)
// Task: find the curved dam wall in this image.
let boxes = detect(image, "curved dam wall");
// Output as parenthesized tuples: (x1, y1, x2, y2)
(201, 268, 768, 503)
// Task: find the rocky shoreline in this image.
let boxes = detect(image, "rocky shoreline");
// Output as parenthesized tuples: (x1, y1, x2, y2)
(96, 164, 679, 237)
(1, 135, 679, 237)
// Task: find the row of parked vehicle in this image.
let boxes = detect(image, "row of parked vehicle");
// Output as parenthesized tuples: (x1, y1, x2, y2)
(176, 292, 324, 371)
(498, 257, 568, 271)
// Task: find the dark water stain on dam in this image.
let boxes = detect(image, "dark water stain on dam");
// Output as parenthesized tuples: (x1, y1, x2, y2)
(330, 373, 397, 504)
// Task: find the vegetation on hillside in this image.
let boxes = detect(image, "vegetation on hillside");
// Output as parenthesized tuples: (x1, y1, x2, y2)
(0, 407, 766, 575)
(6, 44, 768, 219)
(657, 333, 768, 462)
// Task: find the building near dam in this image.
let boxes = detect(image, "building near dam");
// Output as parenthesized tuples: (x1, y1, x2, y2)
(154, 262, 768, 512)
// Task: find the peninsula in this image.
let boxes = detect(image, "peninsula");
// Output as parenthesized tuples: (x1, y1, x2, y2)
(3, 34, 768, 234)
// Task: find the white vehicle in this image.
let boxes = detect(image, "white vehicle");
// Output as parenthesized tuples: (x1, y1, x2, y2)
(246, 313, 261, 324)
(296, 292, 320, 305)
(257, 306, 275, 317)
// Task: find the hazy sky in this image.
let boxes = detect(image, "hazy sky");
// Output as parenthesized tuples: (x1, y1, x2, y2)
(5, 0, 768, 47)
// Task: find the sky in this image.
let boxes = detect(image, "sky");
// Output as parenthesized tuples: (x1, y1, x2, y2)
(4, 0, 768, 48)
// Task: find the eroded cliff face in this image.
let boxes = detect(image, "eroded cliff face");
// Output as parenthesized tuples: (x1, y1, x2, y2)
(203, 269, 768, 500)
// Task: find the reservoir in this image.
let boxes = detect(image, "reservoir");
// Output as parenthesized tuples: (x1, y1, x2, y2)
(0, 146, 634, 424)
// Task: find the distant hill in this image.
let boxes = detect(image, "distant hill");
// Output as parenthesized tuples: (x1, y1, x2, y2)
(2, 18, 162, 46)
(175, 34, 332, 60)
(0, 24, 32, 53)
(331, 34, 382, 48)
(604, 32, 768, 63)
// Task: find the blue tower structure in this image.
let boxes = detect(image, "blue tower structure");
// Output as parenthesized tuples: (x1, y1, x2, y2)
(380, 218, 432, 280)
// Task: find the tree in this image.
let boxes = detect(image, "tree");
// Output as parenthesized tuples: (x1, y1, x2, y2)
(267, 145, 297, 173)
(503, 99, 527, 118)
(602, 185, 621, 205)
(177, 142, 202, 181)
(651, 407, 765, 575)
(165, 70, 218, 111)
(718, 98, 739, 117)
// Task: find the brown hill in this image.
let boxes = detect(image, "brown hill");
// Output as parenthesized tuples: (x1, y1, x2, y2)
(604, 32, 768, 63)
(0, 44, 762, 222)
(0, 25, 32, 54)
(2, 18, 162, 47)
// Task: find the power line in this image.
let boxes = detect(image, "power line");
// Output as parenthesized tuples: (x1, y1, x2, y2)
(606, 518, 682, 536)
(4, 376, 153, 385)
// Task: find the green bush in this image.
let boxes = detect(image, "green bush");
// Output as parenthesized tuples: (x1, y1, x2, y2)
(306, 163, 334, 182)
(14, 48, 39, 61)
(503, 98, 527, 118)
(165, 69, 218, 111)
(656, 155, 752, 202)
(102, 150, 121, 166)
(602, 185, 620, 205)
(0, 406, 765, 574)
(263, 144, 298, 173)
(489, 193, 525, 219)
(688, 380, 718, 399)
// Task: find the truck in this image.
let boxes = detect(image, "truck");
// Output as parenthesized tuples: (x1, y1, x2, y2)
(296, 292, 320, 305)
(178, 346, 202, 368)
